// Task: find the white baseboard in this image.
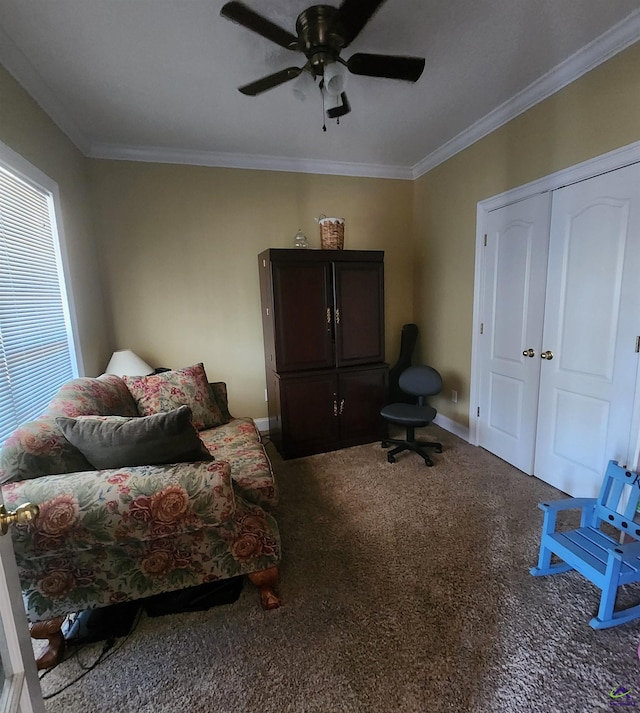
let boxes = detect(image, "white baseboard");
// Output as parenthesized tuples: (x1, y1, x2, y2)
(434, 413, 470, 442)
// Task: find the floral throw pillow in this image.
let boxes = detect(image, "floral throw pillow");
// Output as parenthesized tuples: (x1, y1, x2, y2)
(122, 363, 224, 430)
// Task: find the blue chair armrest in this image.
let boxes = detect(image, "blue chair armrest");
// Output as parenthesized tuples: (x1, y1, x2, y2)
(538, 497, 597, 513)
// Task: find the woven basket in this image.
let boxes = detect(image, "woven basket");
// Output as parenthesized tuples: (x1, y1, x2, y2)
(318, 217, 345, 250)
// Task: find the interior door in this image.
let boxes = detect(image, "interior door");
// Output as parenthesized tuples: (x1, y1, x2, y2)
(0, 492, 45, 713)
(478, 193, 551, 473)
(534, 162, 640, 497)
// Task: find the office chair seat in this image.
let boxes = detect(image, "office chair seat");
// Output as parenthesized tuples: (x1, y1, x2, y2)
(380, 365, 443, 467)
(380, 403, 436, 426)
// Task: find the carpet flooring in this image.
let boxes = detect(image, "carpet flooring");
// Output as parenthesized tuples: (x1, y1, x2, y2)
(39, 426, 640, 712)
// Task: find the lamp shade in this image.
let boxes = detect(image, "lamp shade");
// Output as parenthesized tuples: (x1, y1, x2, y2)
(105, 349, 153, 377)
(323, 61, 347, 97)
(292, 69, 317, 102)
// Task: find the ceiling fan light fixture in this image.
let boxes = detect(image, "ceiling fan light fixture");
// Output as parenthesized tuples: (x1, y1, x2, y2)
(292, 69, 317, 101)
(323, 60, 347, 97)
(220, 1, 425, 119)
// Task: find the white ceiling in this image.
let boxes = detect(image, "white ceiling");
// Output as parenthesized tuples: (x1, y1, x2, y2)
(1, 0, 640, 178)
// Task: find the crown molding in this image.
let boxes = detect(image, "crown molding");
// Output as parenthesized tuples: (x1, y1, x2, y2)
(0, 25, 91, 155)
(478, 138, 640, 213)
(87, 142, 414, 180)
(412, 8, 640, 179)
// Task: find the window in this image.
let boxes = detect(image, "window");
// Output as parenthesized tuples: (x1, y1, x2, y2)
(0, 147, 79, 445)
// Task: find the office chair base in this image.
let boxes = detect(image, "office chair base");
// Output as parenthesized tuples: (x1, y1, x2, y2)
(381, 438, 442, 467)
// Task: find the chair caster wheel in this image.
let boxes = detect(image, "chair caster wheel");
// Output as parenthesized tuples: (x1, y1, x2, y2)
(435, 447, 443, 454)
(387, 454, 395, 464)
(426, 461, 434, 467)
(381, 441, 389, 448)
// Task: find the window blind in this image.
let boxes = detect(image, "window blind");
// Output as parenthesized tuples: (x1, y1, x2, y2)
(0, 165, 76, 445)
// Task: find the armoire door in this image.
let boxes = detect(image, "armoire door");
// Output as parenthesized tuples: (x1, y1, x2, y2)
(272, 261, 334, 372)
(478, 193, 551, 473)
(279, 371, 339, 458)
(478, 161, 640, 498)
(333, 261, 384, 367)
(338, 366, 388, 447)
(534, 161, 640, 498)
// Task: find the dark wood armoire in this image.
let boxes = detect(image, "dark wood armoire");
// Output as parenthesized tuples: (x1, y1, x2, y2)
(258, 248, 388, 459)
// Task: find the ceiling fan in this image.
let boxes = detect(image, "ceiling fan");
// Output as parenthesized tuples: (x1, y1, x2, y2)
(220, 0, 425, 122)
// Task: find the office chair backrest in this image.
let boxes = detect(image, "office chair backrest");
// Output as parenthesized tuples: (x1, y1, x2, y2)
(398, 366, 442, 399)
(388, 323, 419, 404)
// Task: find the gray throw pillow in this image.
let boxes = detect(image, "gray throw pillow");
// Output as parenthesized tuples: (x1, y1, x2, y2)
(56, 405, 213, 470)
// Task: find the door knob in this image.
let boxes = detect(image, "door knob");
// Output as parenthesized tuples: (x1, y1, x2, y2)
(0, 503, 39, 535)
(522, 348, 535, 358)
(541, 350, 554, 360)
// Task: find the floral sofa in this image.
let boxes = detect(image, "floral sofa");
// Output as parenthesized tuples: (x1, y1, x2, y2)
(0, 365, 280, 669)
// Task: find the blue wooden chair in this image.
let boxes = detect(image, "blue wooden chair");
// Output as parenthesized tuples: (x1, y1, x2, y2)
(530, 460, 640, 629)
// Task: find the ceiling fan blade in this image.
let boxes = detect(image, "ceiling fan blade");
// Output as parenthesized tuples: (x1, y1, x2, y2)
(238, 67, 303, 96)
(347, 53, 425, 82)
(326, 92, 351, 119)
(220, 2, 299, 50)
(338, 0, 386, 47)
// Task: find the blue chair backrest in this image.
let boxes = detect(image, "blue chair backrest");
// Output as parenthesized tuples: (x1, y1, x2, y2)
(593, 460, 640, 537)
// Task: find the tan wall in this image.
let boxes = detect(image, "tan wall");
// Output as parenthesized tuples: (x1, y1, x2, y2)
(88, 161, 413, 416)
(413, 41, 640, 429)
(0, 65, 110, 376)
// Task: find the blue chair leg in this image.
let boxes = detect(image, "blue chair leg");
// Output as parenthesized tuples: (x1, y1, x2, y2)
(590, 602, 640, 629)
(590, 555, 623, 629)
(530, 510, 573, 576)
(529, 542, 572, 576)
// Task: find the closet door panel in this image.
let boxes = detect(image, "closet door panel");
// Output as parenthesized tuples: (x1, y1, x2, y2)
(477, 193, 551, 473)
(535, 162, 640, 498)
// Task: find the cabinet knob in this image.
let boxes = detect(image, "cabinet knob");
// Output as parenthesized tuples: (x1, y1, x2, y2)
(333, 400, 338, 417)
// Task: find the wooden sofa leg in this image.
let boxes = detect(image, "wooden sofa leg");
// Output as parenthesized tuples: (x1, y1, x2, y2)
(30, 616, 66, 670)
(248, 566, 280, 610)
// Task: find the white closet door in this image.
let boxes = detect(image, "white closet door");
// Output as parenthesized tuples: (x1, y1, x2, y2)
(534, 162, 640, 497)
(478, 193, 551, 473)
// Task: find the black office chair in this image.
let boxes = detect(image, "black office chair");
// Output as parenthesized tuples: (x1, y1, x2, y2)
(380, 365, 443, 467)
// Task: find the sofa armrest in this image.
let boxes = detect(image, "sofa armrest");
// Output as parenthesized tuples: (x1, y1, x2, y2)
(2, 460, 235, 556)
(0, 418, 94, 483)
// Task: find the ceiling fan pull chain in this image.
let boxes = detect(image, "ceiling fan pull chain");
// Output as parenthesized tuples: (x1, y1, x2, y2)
(321, 83, 327, 132)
